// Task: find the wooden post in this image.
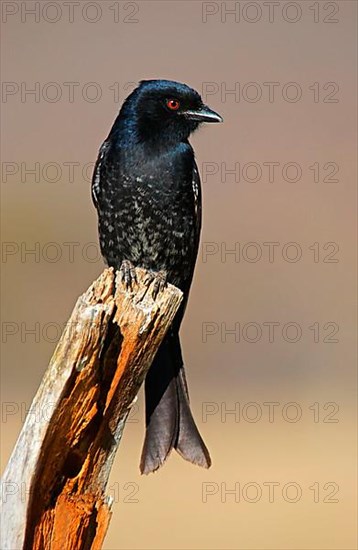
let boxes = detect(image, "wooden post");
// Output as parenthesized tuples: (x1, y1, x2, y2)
(1, 267, 183, 550)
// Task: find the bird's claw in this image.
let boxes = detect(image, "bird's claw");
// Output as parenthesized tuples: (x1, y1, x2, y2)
(144, 270, 168, 299)
(119, 259, 137, 291)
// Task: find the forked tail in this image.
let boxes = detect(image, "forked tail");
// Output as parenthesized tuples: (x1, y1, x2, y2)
(140, 332, 211, 474)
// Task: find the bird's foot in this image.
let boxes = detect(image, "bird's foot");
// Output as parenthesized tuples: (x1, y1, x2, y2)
(119, 259, 137, 291)
(144, 270, 168, 299)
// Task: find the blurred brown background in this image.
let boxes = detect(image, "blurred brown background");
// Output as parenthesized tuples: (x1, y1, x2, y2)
(1, 1, 357, 548)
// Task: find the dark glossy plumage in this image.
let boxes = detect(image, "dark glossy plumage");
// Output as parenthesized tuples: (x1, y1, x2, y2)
(92, 79, 222, 473)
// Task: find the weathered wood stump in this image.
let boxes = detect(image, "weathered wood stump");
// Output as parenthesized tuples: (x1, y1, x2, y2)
(1, 267, 183, 550)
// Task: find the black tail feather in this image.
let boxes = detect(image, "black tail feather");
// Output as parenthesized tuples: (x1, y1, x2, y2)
(175, 367, 212, 468)
(140, 334, 211, 474)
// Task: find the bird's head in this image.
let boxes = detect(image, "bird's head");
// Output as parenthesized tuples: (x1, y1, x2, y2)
(119, 79, 223, 144)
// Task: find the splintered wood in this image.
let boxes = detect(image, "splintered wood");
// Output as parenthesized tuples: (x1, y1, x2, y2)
(1, 268, 182, 550)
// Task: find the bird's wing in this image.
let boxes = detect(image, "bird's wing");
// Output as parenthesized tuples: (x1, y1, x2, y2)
(192, 160, 202, 262)
(91, 140, 110, 209)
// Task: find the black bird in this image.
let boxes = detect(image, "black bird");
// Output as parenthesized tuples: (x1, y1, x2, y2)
(92, 79, 222, 474)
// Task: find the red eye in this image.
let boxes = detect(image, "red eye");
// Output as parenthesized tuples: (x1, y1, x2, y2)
(166, 99, 180, 111)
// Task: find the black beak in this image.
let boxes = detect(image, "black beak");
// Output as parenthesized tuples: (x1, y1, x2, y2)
(184, 105, 223, 123)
